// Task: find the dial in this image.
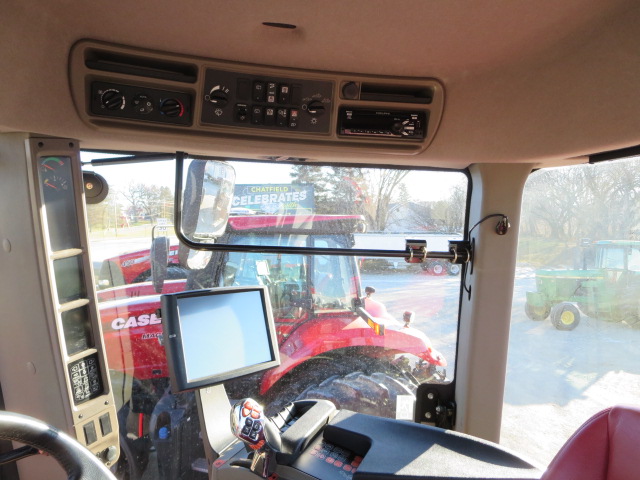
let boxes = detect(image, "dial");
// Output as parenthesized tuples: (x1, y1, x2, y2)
(207, 85, 230, 107)
(132, 94, 154, 114)
(43, 175, 69, 192)
(40, 157, 70, 193)
(306, 100, 325, 116)
(100, 89, 125, 110)
(159, 98, 184, 117)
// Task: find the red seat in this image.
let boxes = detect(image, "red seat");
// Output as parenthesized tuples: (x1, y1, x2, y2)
(541, 405, 640, 480)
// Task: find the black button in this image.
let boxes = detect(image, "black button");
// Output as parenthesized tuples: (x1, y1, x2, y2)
(277, 108, 288, 127)
(278, 84, 290, 104)
(242, 425, 251, 435)
(234, 104, 249, 122)
(245, 417, 253, 427)
(288, 109, 299, 128)
(251, 105, 264, 124)
(252, 81, 266, 102)
(267, 82, 277, 104)
(237, 78, 251, 100)
(99, 413, 112, 436)
(264, 107, 276, 126)
(83, 421, 97, 445)
(291, 85, 303, 105)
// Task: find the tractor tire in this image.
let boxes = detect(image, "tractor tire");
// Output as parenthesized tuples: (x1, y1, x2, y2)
(264, 358, 419, 419)
(524, 302, 550, 321)
(447, 263, 461, 276)
(550, 302, 581, 331)
(294, 371, 415, 419)
(430, 261, 447, 276)
(111, 433, 141, 480)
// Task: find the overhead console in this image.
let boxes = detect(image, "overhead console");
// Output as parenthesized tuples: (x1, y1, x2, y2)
(69, 40, 444, 154)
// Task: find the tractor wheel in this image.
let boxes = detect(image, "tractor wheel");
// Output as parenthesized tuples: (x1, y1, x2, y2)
(430, 261, 447, 276)
(264, 358, 419, 419)
(550, 302, 581, 331)
(447, 263, 461, 276)
(111, 434, 140, 480)
(524, 302, 550, 321)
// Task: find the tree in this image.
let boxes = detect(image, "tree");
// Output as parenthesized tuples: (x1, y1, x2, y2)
(290, 165, 408, 231)
(122, 182, 174, 221)
(520, 158, 640, 243)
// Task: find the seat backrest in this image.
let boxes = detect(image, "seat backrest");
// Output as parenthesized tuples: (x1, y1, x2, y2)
(541, 405, 640, 480)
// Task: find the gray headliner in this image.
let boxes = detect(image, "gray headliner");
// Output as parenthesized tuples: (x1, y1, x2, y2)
(2, 0, 639, 167)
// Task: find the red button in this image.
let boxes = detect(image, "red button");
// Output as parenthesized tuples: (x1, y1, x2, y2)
(343, 465, 352, 472)
(335, 461, 343, 467)
(326, 457, 334, 464)
(251, 410, 260, 419)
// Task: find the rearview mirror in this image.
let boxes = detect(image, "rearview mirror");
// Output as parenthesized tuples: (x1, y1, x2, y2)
(179, 159, 236, 243)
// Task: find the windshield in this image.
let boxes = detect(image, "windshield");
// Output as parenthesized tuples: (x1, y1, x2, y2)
(83, 153, 468, 480)
(223, 234, 355, 314)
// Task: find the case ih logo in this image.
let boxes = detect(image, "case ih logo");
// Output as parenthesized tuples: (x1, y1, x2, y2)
(232, 184, 314, 215)
(111, 314, 162, 330)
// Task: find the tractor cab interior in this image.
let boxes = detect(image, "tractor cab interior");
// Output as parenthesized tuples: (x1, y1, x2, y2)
(2, 1, 640, 479)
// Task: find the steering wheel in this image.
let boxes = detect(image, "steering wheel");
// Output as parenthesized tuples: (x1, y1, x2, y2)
(0, 411, 115, 479)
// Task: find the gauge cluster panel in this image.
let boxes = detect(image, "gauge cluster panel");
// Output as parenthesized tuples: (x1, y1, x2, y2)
(201, 69, 333, 134)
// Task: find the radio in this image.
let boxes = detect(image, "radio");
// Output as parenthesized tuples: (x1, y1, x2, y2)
(338, 108, 427, 139)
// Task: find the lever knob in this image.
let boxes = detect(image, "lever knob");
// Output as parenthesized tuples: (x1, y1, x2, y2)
(230, 398, 281, 452)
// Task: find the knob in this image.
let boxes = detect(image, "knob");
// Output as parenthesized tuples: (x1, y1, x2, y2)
(159, 98, 183, 117)
(100, 89, 125, 110)
(306, 100, 325, 116)
(342, 82, 359, 100)
(231, 398, 281, 478)
(391, 121, 404, 134)
(105, 445, 118, 463)
(132, 94, 154, 115)
(208, 85, 229, 107)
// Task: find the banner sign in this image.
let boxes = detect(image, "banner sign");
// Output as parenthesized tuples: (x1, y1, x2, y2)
(232, 184, 314, 214)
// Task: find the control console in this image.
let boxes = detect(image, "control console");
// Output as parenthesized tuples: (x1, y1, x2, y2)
(71, 40, 447, 155)
(212, 399, 542, 480)
(90, 81, 192, 125)
(201, 68, 333, 134)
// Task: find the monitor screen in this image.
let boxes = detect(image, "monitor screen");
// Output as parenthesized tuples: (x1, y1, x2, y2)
(161, 286, 280, 392)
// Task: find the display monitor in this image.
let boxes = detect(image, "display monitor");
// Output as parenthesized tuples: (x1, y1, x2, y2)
(161, 286, 280, 392)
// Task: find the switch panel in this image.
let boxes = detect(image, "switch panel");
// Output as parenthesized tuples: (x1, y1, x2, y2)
(201, 68, 333, 134)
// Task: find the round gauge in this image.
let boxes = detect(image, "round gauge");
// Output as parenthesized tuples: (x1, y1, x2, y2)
(40, 157, 64, 172)
(40, 157, 69, 192)
(43, 174, 69, 192)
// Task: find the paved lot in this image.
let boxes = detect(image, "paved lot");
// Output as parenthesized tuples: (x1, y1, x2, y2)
(364, 268, 640, 467)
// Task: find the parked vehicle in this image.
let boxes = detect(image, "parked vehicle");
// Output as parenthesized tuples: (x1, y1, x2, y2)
(98, 214, 447, 478)
(525, 240, 640, 330)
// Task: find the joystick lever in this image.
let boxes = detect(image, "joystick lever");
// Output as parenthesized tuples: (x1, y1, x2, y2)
(231, 398, 281, 478)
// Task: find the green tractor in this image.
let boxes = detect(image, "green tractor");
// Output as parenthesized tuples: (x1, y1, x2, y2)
(525, 240, 640, 330)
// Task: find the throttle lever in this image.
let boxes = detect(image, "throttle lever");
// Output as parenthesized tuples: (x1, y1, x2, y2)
(231, 398, 281, 478)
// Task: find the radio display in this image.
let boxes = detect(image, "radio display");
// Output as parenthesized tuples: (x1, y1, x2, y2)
(338, 108, 427, 139)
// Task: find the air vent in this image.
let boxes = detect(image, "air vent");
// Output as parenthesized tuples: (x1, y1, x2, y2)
(85, 49, 198, 84)
(360, 83, 433, 104)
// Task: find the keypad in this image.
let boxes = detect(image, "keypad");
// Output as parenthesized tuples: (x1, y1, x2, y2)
(298, 438, 361, 479)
